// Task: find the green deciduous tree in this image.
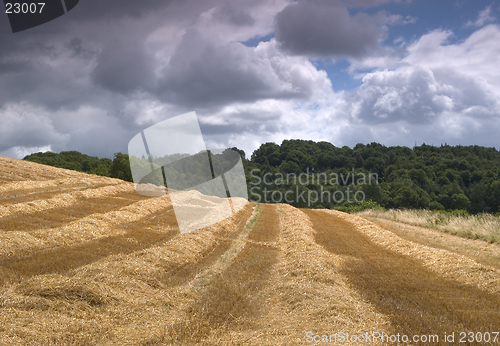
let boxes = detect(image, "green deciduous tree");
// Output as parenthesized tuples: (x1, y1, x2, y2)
(110, 153, 133, 182)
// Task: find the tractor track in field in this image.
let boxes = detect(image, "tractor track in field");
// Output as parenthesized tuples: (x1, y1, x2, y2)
(304, 209, 500, 343)
(166, 204, 281, 344)
(157, 203, 255, 287)
(195, 204, 280, 323)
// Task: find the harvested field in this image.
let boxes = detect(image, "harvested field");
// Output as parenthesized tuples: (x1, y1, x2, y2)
(1, 156, 500, 345)
(304, 210, 500, 340)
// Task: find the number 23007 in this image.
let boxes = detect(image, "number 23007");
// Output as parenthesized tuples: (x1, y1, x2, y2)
(5, 3, 45, 14)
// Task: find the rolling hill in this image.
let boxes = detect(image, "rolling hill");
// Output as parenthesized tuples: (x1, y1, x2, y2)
(1, 156, 500, 345)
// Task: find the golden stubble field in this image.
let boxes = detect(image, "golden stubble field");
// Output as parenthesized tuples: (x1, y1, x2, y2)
(1, 155, 500, 345)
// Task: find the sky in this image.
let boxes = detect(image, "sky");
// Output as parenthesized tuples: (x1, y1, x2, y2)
(1, 0, 500, 159)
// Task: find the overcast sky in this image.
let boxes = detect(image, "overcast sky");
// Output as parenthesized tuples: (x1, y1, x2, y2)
(1, 0, 499, 159)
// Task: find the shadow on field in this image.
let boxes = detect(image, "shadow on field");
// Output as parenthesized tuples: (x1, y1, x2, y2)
(0, 182, 114, 206)
(0, 208, 180, 283)
(304, 209, 500, 342)
(0, 192, 147, 232)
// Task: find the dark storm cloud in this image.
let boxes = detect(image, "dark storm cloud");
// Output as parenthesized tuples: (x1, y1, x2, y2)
(67, 38, 96, 59)
(341, 0, 404, 8)
(2, 0, 499, 162)
(199, 109, 282, 136)
(60, 0, 174, 22)
(212, 5, 256, 27)
(274, 0, 385, 58)
(90, 39, 156, 94)
(201, 123, 256, 136)
(0, 45, 98, 112)
(1, 0, 280, 159)
(156, 29, 315, 108)
(0, 60, 32, 74)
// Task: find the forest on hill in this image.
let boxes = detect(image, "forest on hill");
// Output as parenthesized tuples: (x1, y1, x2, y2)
(245, 141, 500, 214)
(23, 151, 132, 182)
(23, 140, 500, 214)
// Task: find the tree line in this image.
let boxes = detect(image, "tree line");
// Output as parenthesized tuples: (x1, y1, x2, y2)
(23, 151, 132, 182)
(23, 140, 500, 214)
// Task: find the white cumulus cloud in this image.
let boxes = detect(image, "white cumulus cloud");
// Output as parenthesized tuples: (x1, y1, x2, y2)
(324, 25, 500, 147)
(466, 6, 495, 28)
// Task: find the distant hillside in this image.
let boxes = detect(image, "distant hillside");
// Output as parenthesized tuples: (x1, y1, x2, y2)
(23, 151, 131, 182)
(24, 141, 500, 214)
(246, 141, 500, 214)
